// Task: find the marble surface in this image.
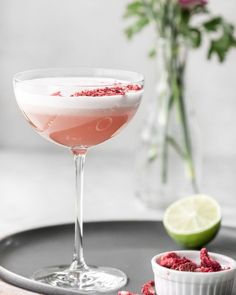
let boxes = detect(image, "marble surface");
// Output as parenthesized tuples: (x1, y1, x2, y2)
(0, 148, 236, 238)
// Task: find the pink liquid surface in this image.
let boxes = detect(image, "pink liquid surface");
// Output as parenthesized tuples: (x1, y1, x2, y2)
(23, 106, 138, 148)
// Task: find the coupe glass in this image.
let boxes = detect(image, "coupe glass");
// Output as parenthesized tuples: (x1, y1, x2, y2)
(13, 68, 144, 293)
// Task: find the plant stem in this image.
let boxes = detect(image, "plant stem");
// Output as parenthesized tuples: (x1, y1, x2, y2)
(176, 88, 199, 193)
(161, 94, 174, 183)
(159, 2, 199, 192)
(166, 136, 185, 158)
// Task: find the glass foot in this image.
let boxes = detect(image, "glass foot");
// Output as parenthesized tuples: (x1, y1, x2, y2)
(33, 265, 128, 293)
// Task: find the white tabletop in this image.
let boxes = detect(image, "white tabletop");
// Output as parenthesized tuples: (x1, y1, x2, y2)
(0, 148, 235, 237)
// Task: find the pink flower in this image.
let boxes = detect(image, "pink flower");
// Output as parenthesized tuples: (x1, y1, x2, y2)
(179, 0, 207, 8)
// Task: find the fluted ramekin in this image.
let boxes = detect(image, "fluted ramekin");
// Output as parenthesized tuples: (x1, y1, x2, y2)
(151, 250, 236, 295)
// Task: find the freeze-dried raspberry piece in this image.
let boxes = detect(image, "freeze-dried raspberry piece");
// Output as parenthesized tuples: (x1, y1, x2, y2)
(141, 280, 155, 295)
(118, 281, 155, 295)
(126, 84, 142, 91)
(118, 292, 140, 295)
(159, 249, 225, 273)
(159, 252, 196, 272)
(159, 252, 180, 268)
(170, 257, 191, 268)
(174, 261, 198, 272)
(51, 84, 142, 98)
(72, 86, 126, 97)
(161, 252, 179, 260)
(51, 91, 62, 96)
(71, 84, 142, 97)
(200, 248, 222, 272)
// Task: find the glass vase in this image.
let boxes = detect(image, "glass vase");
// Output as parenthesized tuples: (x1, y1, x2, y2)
(135, 39, 202, 209)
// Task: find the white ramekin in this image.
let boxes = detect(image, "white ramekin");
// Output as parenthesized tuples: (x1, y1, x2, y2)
(151, 250, 236, 295)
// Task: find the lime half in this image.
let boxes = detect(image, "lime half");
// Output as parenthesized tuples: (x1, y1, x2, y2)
(163, 194, 221, 249)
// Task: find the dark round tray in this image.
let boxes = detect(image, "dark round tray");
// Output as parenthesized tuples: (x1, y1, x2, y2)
(0, 221, 235, 294)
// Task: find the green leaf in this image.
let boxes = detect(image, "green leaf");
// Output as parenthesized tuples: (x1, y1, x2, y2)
(208, 33, 236, 62)
(203, 17, 223, 32)
(188, 28, 202, 48)
(127, 1, 142, 11)
(124, 17, 149, 39)
(207, 20, 236, 62)
(208, 41, 224, 62)
(124, 1, 144, 18)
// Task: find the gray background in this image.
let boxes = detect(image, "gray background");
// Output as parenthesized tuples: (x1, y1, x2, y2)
(0, 0, 235, 236)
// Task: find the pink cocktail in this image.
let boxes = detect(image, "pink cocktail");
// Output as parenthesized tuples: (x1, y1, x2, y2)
(15, 77, 142, 150)
(13, 68, 144, 293)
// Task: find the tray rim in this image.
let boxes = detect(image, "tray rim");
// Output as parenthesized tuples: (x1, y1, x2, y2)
(1, 220, 235, 242)
(0, 220, 162, 241)
(0, 220, 235, 295)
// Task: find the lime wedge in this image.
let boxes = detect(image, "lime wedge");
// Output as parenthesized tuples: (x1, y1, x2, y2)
(163, 194, 221, 248)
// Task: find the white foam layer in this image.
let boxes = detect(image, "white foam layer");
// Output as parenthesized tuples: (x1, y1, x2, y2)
(14, 77, 143, 112)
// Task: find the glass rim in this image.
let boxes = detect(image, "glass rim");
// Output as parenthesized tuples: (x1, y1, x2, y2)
(13, 67, 145, 87)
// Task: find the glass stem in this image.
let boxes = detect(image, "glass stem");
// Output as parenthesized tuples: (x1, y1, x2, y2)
(70, 149, 88, 271)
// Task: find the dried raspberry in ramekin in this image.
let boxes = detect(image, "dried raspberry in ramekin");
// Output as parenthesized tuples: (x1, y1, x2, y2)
(200, 248, 222, 272)
(158, 248, 224, 273)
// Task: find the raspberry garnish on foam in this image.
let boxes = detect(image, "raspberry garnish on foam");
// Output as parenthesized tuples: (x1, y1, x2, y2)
(71, 84, 142, 97)
(51, 91, 62, 96)
(71, 86, 126, 97)
(51, 84, 142, 97)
